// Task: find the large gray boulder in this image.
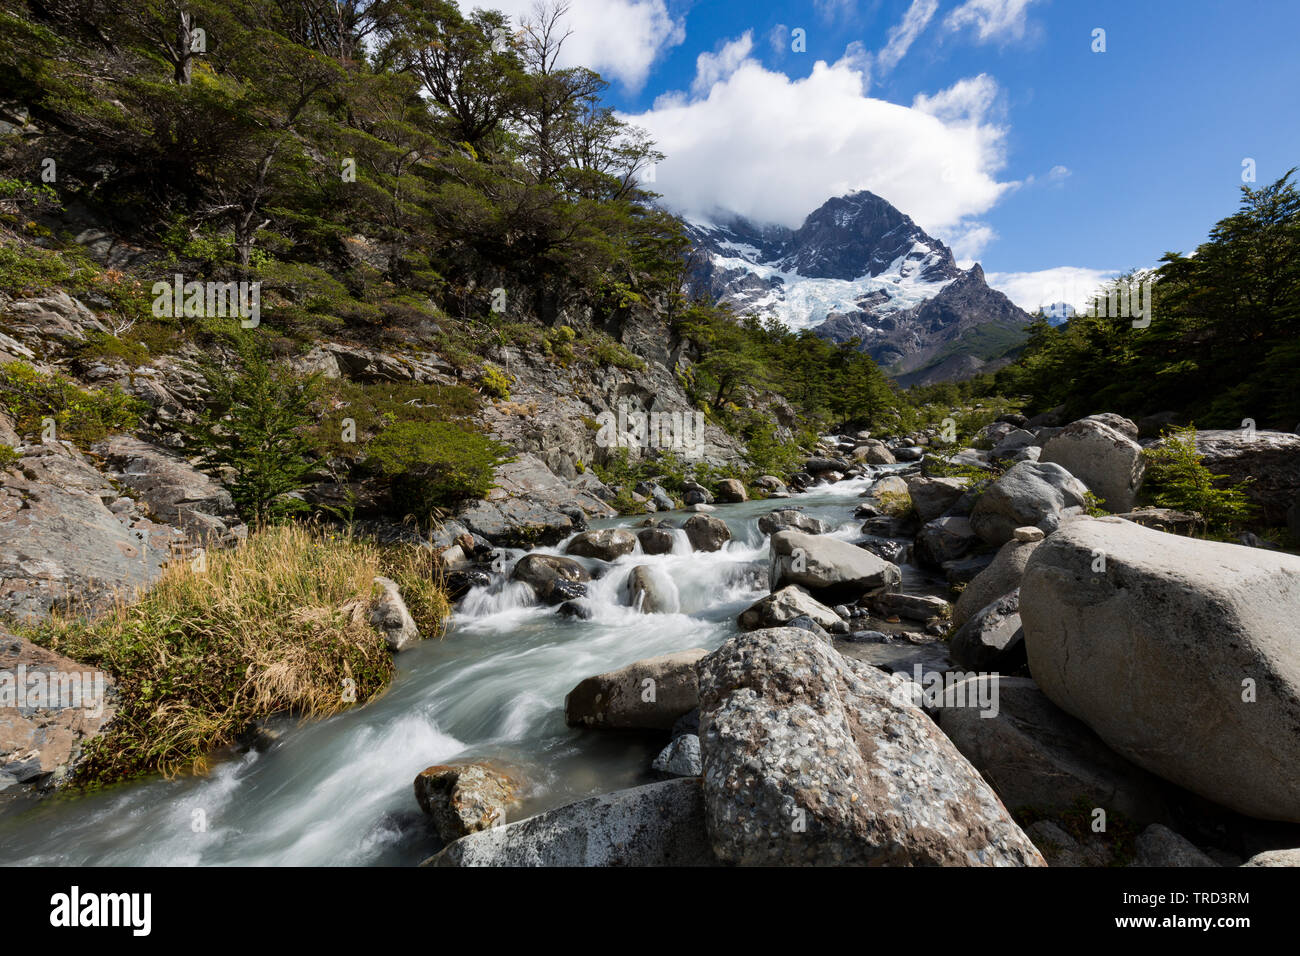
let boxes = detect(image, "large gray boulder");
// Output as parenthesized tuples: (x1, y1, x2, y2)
(1132, 825, 1218, 867)
(564, 649, 707, 730)
(697, 627, 1045, 866)
(953, 535, 1041, 628)
(853, 440, 896, 464)
(92, 435, 243, 543)
(715, 478, 747, 503)
(1040, 416, 1145, 512)
(738, 585, 840, 632)
(913, 516, 980, 570)
(1243, 848, 1300, 867)
(1021, 516, 1300, 822)
(768, 530, 901, 602)
(426, 779, 716, 866)
(906, 477, 969, 522)
(636, 526, 676, 555)
(564, 528, 635, 561)
(970, 461, 1089, 546)
(936, 676, 1169, 825)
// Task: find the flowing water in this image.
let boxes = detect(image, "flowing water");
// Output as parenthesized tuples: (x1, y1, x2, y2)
(0, 468, 928, 866)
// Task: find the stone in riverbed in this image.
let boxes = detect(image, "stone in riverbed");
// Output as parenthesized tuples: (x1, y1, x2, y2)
(652, 734, 702, 777)
(969, 461, 1089, 546)
(757, 508, 829, 536)
(697, 627, 1044, 866)
(510, 553, 590, 605)
(625, 564, 677, 614)
(1021, 516, 1300, 822)
(952, 535, 1040, 628)
(948, 590, 1026, 671)
(1243, 848, 1300, 867)
(682, 513, 731, 552)
(906, 476, 969, 522)
(768, 530, 901, 603)
(564, 649, 707, 730)
(636, 526, 676, 555)
(737, 585, 841, 632)
(370, 575, 421, 651)
(426, 778, 716, 867)
(715, 478, 747, 503)
(1131, 824, 1218, 867)
(564, 528, 636, 561)
(413, 762, 518, 842)
(913, 516, 980, 570)
(936, 676, 1168, 825)
(866, 591, 951, 623)
(1040, 415, 1145, 512)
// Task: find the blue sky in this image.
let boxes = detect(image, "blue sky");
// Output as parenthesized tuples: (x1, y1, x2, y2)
(485, 0, 1300, 310)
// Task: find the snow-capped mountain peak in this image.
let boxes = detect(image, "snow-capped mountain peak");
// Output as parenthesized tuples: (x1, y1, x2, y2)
(683, 190, 1031, 384)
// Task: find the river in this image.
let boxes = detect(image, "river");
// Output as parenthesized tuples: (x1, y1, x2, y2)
(0, 467, 929, 865)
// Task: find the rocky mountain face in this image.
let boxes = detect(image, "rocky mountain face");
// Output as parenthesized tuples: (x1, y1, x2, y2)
(684, 190, 1031, 384)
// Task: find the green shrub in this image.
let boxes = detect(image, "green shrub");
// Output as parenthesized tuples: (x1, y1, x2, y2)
(476, 363, 512, 400)
(313, 380, 480, 463)
(0, 361, 144, 445)
(1143, 426, 1256, 536)
(364, 420, 512, 516)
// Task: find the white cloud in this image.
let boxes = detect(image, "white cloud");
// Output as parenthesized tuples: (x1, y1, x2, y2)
(486, 0, 685, 91)
(877, 0, 939, 73)
(985, 266, 1120, 313)
(912, 73, 1000, 123)
(768, 23, 789, 56)
(944, 0, 1041, 44)
(692, 32, 754, 96)
(623, 54, 1016, 240)
(947, 223, 998, 265)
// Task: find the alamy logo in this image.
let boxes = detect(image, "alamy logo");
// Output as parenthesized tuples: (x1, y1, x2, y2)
(1, 666, 105, 718)
(1080, 278, 1153, 328)
(595, 402, 706, 454)
(49, 886, 151, 936)
(152, 274, 261, 327)
(892, 666, 1000, 718)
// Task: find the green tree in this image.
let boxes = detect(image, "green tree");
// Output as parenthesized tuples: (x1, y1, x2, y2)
(183, 340, 322, 526)
(1143, 426, 1256, 537)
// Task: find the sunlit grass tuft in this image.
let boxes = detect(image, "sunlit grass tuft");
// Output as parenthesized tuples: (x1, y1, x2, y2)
(23, 524, 448, 786)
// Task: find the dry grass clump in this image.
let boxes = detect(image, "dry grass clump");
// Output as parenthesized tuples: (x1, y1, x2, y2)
(25, 524, 448, 785)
